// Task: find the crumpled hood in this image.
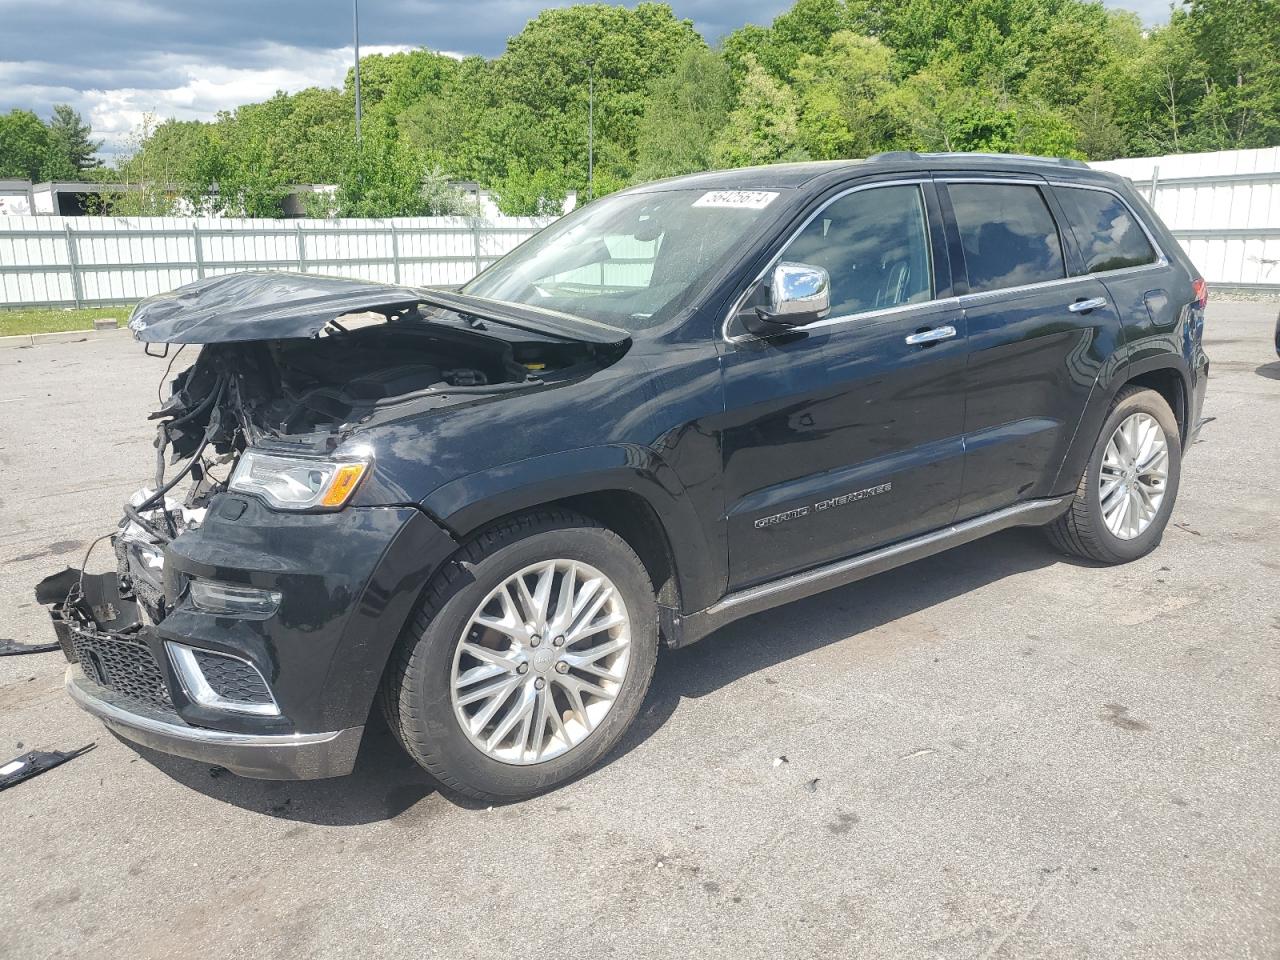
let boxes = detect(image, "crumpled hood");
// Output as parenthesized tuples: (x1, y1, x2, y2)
(127, 271, 631, 347)
(127, 272, 425, 344)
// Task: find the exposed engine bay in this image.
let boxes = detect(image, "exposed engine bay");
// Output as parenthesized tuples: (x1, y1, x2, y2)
(37, 273, 629, 637)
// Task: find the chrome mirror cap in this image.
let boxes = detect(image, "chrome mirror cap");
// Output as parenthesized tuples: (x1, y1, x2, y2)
(765, 262, 831, 326)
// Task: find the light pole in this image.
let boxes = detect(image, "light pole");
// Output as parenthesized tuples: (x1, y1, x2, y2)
(584, 58, 595, 201)
(352, 0, 363, 144)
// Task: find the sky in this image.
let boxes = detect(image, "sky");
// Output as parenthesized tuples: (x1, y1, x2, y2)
(0, 0, 1175, 160)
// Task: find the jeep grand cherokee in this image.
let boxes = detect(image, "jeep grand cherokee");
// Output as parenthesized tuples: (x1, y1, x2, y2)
(39, 152, 1209, 801)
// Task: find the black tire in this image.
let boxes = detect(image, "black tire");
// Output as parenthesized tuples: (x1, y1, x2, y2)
(1045, 386, 1182, 564)
(379, 509, 658, 802)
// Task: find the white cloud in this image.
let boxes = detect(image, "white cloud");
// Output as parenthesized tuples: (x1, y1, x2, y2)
(0, 42, 414, 158)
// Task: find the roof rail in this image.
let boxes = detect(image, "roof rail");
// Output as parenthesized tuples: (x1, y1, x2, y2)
(867, 150, 1088, 169)
(930, 152, 1089, 169)
(867, 151, 922, 162)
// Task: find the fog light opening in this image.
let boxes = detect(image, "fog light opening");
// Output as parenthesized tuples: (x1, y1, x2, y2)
(166, 643, 281, 717)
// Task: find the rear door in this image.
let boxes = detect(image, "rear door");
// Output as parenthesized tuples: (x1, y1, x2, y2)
(719, 179, 967, 589)
(938, 177, 1124, 519)
(1048, 180, 1179, 351)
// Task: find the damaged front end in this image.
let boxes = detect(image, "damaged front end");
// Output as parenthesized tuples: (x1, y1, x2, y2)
(39, 271, 624, 778)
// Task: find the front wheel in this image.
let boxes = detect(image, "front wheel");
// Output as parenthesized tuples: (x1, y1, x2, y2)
(380, 509, 658, 802)
(1045, 385, 1182, 564)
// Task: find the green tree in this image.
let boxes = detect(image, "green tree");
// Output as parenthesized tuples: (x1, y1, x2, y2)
(634, 45, 733, 179)
(792, 31, 894, 159)
(345, 49, 459, 129)
(97, 114, 198, 214)
(273, 87, 352, 183)
(1121, 18, 1200, 153)
(1180, 0, 1280, 149)
(722, 0, 852, 82)
(0, 109, 75, 180)
(14, 0, 1280, 219)
(48, 105, 101, 171)
(492, 159, 568, 216)
(886, 58, 1079, 156)
(481, 3, 704, 190)
(712, 55, 807, 167)
(210, 102, 293, 216)
(1022, 8, 1143, 158)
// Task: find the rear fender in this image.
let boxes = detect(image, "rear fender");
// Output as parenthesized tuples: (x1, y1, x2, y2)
(1051, 355, 1192, 494)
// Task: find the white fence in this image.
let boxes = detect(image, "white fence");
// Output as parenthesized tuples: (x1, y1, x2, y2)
(0, 215, 551, 309)
(1, 148, 1278, 309)
(1091, 147, 1280, 291)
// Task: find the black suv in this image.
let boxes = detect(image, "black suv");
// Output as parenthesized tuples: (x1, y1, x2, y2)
(41, 153, 1209, 800)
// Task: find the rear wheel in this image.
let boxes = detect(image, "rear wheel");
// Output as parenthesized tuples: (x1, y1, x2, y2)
(380, 509, 658, 802)
(1045, 386, 1182, 564)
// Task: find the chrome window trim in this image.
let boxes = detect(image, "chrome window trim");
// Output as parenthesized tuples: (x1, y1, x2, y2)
(721, 174, 1173, 346)
(1045, 180, 1169, 273)
(721, 178, 936, 344)
(957, 273, 1083, 306)
(799, 294, 962, 332)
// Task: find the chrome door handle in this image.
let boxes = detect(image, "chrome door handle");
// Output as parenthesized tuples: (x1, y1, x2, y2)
(1068, 297, 1107, 313)
(904, 324, 957, 345)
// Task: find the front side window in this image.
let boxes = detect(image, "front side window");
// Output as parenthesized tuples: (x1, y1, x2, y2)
(779, 184, 933, 318)
(1054, 186, 1158, 274)
(948, 183, 1065, 293)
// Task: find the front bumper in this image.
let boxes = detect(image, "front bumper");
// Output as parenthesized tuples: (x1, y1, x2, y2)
(47, 494, 459, 778)
(66, 665, 364, 779)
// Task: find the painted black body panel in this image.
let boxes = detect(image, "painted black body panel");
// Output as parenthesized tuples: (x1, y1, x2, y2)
(158, 497, 456, 733)
(719, 298, 968, 587)
(52, 155, 1209, 750)
(956, 278, 1122, 516)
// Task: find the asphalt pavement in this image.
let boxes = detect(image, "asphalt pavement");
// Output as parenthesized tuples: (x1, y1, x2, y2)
(1, 300, 1277, 959)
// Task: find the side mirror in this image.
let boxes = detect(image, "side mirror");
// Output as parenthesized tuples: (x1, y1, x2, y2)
(744, 262, 831, 336)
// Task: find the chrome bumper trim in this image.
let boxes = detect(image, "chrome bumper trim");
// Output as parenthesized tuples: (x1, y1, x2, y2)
(65, 666, 362, 780)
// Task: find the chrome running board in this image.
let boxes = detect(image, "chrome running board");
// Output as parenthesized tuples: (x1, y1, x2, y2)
(674, 496, 1072, 647)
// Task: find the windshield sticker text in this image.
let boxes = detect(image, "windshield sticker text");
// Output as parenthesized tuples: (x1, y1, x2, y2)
(694, 191, 779, 210)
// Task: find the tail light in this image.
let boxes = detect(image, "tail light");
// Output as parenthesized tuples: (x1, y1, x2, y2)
(1192, 278, 1208, 310)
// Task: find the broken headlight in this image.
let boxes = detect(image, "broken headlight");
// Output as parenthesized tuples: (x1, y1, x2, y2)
(228, 450, 369, 511)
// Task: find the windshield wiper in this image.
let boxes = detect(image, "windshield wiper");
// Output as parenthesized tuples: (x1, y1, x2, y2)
(415, 289, 629, 346)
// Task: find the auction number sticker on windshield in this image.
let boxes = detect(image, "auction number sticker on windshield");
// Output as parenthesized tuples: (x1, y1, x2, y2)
(693, 190, 778, 209)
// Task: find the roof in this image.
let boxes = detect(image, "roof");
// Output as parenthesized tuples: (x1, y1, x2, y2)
(632, 160, 863, 193)
(630, 152, 1118, 195)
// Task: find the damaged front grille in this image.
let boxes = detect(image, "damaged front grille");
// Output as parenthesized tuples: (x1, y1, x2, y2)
(71, 627, 172, 711)
(36, 565, 174, 713)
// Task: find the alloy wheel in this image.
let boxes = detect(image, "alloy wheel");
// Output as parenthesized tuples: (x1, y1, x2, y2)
(449, 559, 632, 765)
(1099, 411, 1169, 540)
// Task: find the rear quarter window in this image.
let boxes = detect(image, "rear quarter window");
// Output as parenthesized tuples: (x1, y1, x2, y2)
(947, 182, 1066, 294)
(1054, 186, 1159, 273)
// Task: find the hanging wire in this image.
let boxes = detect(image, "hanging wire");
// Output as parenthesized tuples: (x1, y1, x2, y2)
(156, 344, 186, 404)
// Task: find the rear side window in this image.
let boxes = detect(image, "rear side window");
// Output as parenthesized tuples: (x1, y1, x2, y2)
(1054, 186, 1158, 273)
(948, 183, 1065, 293)
(781, 184, 933, 318)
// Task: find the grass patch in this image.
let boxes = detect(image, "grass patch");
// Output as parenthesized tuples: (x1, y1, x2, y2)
(0, 306, 133, 338)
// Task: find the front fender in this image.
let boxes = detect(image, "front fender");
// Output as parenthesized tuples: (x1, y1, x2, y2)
(420, 443, 723, 613)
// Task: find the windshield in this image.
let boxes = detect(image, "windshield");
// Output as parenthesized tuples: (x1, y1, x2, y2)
(463, 188, 786, 331)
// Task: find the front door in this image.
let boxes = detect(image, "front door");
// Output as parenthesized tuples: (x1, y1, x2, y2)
(719, 180, 967, 590)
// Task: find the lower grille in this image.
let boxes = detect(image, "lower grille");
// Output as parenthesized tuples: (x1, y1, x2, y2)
(192, 650, 273, 705)
(70, 628, 172, 711)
